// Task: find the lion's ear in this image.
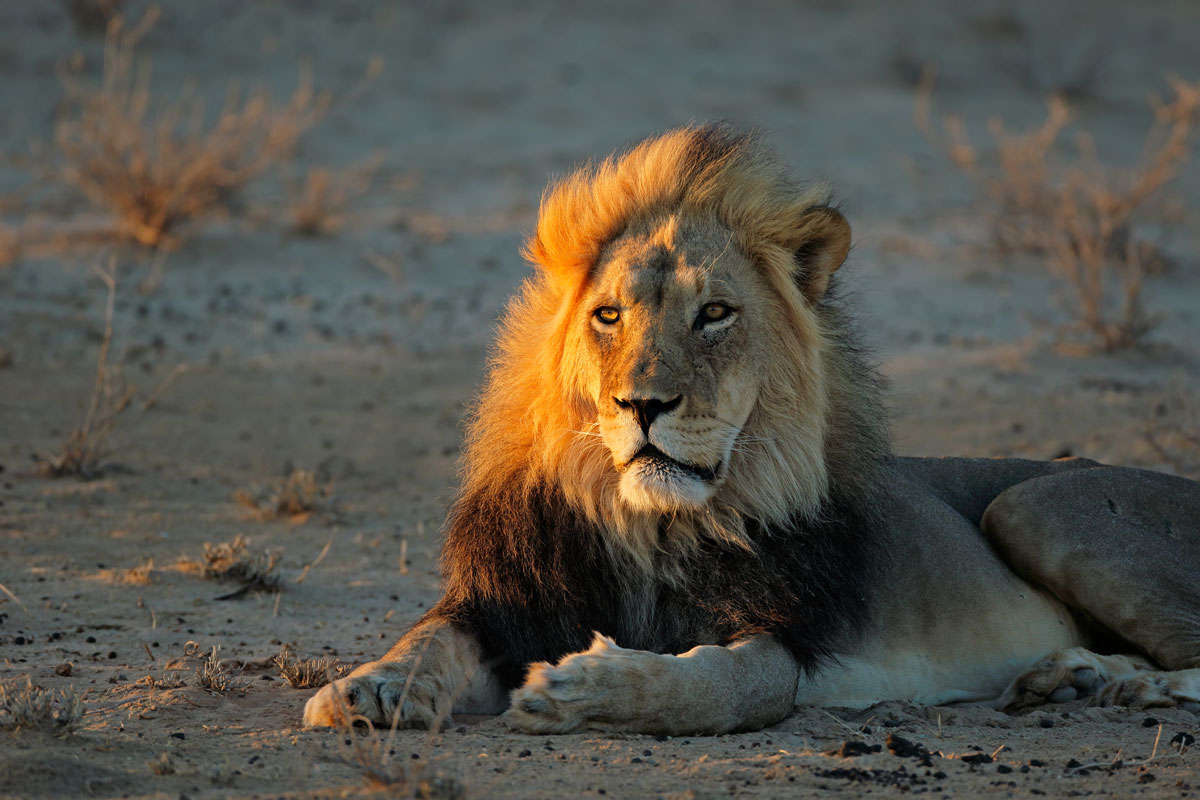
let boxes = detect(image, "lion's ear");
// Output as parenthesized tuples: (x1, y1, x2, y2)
(788, 206, 851, 304)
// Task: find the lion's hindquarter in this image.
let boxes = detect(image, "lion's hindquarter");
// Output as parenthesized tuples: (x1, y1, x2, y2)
(796, 457, 1093, 709)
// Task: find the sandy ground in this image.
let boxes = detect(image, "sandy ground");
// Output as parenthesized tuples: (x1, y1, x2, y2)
(3, 1, 1200, 798)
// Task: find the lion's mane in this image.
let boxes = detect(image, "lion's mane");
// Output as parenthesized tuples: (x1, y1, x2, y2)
(429, 124, 891, 688)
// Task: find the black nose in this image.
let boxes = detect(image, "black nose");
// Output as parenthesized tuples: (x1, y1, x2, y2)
(613, 395, 682, 435)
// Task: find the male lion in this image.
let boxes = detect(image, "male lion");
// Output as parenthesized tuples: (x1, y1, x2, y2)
(305, 124, 1200, 735)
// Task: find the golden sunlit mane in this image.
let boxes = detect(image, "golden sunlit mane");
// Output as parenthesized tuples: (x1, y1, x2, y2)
(457, 123, 878, 575)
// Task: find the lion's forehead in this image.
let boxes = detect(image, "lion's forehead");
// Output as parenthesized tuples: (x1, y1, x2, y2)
(592, 219, 750, 311)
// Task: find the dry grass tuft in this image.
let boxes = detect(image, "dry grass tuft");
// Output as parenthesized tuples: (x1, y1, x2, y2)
(274, 645, 350, 689)
(332, 700, 465, 798)
(918, 72, 1200, 351)
(148, 752, 176, 775)
(192, 645, 248, 696)
(199, 534, 281, 598)
(1145, 384, 1200, 480)
(234, 467, 332, 522)
(284, 157, 378, 236)
(54, 8, 330, 250)
(102, 557, 155, 585)
(134, 672, 187, 690)
(0, 677, 84, 736)
(322, 643, 467, 798)
(35, 259, 134, 478)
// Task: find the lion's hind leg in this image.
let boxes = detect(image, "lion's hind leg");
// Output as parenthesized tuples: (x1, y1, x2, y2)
(981, 466, 1200, 673)
(983, 466, 1200, 715)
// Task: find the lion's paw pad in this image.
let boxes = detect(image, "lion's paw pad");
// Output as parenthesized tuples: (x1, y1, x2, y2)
(1045, 666, 1105, 703)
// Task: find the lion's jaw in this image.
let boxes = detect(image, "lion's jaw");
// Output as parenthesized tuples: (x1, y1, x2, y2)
(580, 216, 767, 515)
(615, 441, 729, 513)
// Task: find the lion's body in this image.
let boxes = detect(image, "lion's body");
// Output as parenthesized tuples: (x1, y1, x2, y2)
(303, 125, 1200, 735)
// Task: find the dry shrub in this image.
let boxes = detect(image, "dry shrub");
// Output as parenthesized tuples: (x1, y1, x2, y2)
(200, 534, 280, 597)
(54, 8, 329, 250)
(192, 644, 248, 696)
(234, 467, 332, 522)
(0, 225, 19, 267)
(918, 73, 1200, 351)
(274, 645, 350, 689)
(36, 260, 134, 478)
(63, 0, 123, 35)
(0, 677, 84, 736)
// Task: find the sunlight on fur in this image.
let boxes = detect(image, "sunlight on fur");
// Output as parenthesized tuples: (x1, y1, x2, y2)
(453, 123, 871, 576)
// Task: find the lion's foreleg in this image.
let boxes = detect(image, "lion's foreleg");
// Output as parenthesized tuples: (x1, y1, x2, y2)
(303, 616, 505, 729)
(504, 634, 799, 735)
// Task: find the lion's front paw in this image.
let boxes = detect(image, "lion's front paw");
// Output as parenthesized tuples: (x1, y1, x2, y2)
(1096, 670, 1200, 712)
(505, 634, 657, 734)
(303, 662, 438, 729)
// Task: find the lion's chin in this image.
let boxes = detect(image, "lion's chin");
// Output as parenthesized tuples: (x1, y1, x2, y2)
(618, 461, 717, 513)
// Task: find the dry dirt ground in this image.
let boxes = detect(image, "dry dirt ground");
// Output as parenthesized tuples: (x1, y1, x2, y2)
(3, 2, 1200, 798)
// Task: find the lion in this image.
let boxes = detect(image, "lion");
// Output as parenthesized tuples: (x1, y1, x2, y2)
(304, 123, 1200, 735)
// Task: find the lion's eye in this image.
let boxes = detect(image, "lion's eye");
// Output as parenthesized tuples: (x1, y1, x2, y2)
(699, 303, 730, 323)
(594, 307, 621, 325)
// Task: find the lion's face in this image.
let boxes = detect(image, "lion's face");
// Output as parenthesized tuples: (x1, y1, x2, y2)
(577, 214, 776, 513)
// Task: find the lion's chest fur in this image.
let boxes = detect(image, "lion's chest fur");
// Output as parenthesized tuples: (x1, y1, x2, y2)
(435, 480, 880, 690)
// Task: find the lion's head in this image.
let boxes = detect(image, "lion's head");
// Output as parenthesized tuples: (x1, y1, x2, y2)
(460, 124, 885, 571)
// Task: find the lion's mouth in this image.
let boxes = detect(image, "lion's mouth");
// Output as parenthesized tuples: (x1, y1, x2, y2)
(626, 444, 721, 482)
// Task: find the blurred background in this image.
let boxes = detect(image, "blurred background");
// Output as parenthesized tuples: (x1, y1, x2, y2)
(3, 2, 1199, 462)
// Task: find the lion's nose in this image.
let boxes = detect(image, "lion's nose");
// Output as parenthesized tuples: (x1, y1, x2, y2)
(613, 395, 682, 435)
